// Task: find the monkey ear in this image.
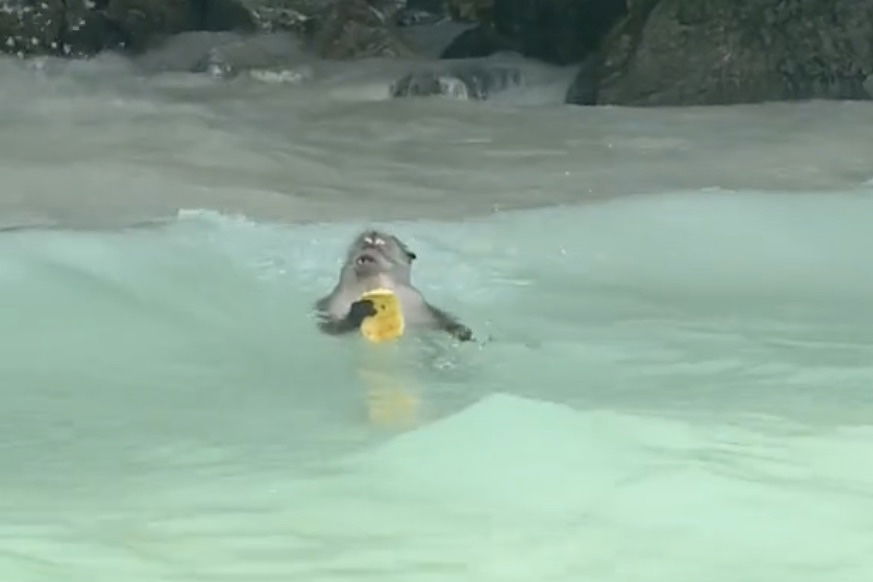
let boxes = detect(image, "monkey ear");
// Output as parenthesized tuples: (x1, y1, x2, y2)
(401, 245, 417, 261)
(393, 236, 417, 261)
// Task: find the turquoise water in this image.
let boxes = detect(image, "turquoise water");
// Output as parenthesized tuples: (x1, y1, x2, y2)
(2, 46, 873, 581)
(3, 194, 873, 580)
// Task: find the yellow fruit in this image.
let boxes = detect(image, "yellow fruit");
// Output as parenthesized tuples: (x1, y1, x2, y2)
(359, 288, 405, 342)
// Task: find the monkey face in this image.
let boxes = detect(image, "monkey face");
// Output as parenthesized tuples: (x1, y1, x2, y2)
(346, 230, 417, 281)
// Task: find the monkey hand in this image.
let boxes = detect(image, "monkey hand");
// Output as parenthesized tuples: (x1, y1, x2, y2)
(450, 323, 474, 342)
(347, 299, 377, 327)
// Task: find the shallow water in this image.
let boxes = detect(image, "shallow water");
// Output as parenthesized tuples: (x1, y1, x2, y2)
(2, 39, 873, 581)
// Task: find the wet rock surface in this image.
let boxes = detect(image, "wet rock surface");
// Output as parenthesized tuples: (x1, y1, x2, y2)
(309, 0, 414, 59)
(0, 0, 65, 55)
(591, 0, 873, 106)
(439, 0, 626, 64)
(2, 0, 871, 108)
(395, 0, 449, 27)
(439, 22, 510, 59)
(492, 0, 627, 65)
(0, 0, 256, 57)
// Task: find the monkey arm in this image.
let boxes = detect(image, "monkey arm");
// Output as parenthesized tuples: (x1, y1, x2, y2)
(427, 304, 474, 342)
(316, 299, 377, 335)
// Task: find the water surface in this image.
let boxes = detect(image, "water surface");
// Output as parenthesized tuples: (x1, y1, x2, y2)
(1, 42, 873, 581)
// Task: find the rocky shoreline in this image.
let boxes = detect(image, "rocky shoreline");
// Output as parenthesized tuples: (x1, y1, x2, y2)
(2, 0, 871, 106)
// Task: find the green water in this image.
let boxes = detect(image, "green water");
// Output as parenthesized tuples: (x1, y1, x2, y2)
(2, 48, 873, 581)
(2, 195, 873, 580)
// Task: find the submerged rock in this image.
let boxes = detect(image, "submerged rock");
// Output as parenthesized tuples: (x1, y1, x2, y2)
(592, 0, 873, 106)
(185, 31, 311, 78)
(390, 62, 522, 100)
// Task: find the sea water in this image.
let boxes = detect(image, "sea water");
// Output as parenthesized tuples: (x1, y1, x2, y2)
(1, 38, 873, 581)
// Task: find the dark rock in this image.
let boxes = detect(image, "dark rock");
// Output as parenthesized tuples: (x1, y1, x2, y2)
(310, 0, 414, 59)
(0, 0, 65, 55)
(202, 0, 258, 32)
(439, 0, 627, 64)
(446, 0, 496, 22)
(408, 0, 449, 14)
(396, 9, 445, 27)
(370, 0, 407, 21)
(439, 23, 512, 59)
(0, 0, 424, 61)
(564, 53, 599, 105)
(1, 0, 265, 58)
(234, 1, 409, 51)
(395, 15, 475, 57)
(230, 0, 324, 34)
(60, 0, 119, 56)
(103, 0, 202, 52)
(447, 0, 491, 23)
(493, 0, 627, 65)
(390, 62, 523, 100)
(396, 0, 450, 28)
(186, 31, 309, 78)
(596, 0, 873, 106)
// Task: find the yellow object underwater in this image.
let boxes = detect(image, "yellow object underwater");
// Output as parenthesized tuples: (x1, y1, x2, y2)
(359, 288, 405, 343)
(362, 371, 420, 428)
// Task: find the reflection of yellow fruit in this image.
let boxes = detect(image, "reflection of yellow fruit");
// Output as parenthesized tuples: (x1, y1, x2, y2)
(365, 383, 419, 429)
(359, 288, 405, 343)
(359, 369, 420, 429)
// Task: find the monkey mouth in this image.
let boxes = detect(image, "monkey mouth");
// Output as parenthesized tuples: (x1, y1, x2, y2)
(355, 254, 377, 266)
